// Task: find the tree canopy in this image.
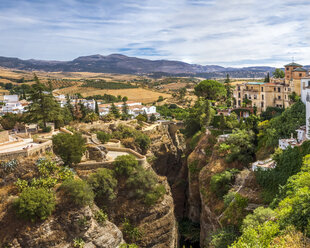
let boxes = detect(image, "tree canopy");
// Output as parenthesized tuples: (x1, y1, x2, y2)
(194, 80, 226, 101)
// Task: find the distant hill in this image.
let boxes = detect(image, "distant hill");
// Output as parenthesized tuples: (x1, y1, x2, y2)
(0, 54, 279, 78)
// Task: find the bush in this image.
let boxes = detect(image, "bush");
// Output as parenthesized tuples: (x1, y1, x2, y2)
(1, 159, 19, 173)
(127, 166, 165, 205)
(135, 133, 151, 154)
(88, 168, 117, 201)
(61, 179, 94, 207)
(94, 209, 108, 224)
(221, 193, 248, 227)
(241, 207, 275, 232)
(42, 126, 51, 133)
(114, 155, 138, 177)
(96, 131, 111, 143)
(224, 129, 255, 166)
(122, 218, 142, 242)
(210, 169, 239, 197)
(210, 227, 239, 248)
(52, 132, 86, 165)
(14, 187, 55, 222)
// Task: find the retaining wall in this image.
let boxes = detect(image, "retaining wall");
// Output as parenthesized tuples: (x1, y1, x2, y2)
(75, 146, 147, 170)
(0, 140, 53, 160)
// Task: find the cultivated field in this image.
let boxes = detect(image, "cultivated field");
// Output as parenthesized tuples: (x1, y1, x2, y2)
(55, 86, 171, 103)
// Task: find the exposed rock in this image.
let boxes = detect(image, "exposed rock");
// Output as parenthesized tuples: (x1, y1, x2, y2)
(86, 145, 108, 162)
(7, 205, 124, 248)
(145, 122, 187, 219)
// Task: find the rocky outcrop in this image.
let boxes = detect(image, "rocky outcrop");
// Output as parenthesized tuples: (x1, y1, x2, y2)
(187, 131, 216, 223)
(145, 123, 187, 219)
(7, 205, 124, 248)
(86, 145, 108, 162)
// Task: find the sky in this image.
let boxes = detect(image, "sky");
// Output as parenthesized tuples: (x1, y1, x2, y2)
(1, 0, 310, 67)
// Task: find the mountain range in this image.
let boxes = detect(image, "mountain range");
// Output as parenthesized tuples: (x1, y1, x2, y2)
(0, 54, 288, 78)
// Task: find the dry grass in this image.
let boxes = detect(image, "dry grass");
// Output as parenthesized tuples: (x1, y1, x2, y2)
(56, 86, 171, 103)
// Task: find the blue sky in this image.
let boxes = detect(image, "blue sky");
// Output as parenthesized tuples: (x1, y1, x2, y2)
(1, 0, 310, 67)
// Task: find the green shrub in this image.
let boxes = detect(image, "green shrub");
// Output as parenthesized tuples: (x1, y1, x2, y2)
(94, 209, 108, 224)
(178, 218, 200, 244)
(210, 227, 239, 248)
(122, 218, 142, 242)
(36, 158, 58, 177)
(1, 159, 19, 173)
(61, 179, 94, 207)
(114, 155, 138, 177)
(119, 244, 138, 248)
(82, 80, 137, 89)
(14, 187, 56, 222)
(135, 133, 151, 154)
(210, 169, 239, 197)
(88, 168, 117, 201)
(52, 132, 86, 165)
(96, 131, 111, 144)
(73, 237, 85, 248)
(221, 193, 248, 227)
(145, 184, 166, 206)
(241, 207, 275, 232)
(31, 177, 58, 189)
(42, 126, 51, 133)
(127, 166, 165, 205)
(188, 160, 200, 180)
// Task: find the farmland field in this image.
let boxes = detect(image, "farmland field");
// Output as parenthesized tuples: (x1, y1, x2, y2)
(56, 86, 171, 103)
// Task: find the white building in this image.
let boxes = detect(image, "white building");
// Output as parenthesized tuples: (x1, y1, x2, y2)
(279, 137, 298, 150)
(98, 101, 158, 118)
(0, 95, 28, 114)
(252, 158, 276, 171)
(301, 77, 310, 139)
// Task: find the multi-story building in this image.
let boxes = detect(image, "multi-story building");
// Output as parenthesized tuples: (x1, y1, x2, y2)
(233, 62, 309, 113)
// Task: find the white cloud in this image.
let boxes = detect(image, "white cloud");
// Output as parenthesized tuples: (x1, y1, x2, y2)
(0, 0, 310, 67)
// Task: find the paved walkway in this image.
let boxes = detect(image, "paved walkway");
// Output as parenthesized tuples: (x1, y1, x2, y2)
(0, 138, 39, 153)
(106, 151, 130, 160)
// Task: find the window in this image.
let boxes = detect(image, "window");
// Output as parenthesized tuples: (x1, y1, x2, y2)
(262, 94, 264, 100)
(261, 102, 264, 108)
(285, 95, 287, 99)
(278, 87, 280, 92)
(238, 86, 240, 91)
(249, 95, 251, 99)
(261, 87, 264, 92)
(238, 100, 241, 106)
(288, 88, 291, 91)
(299, 73, 302, 77)
(308, 81, 310, 87)
(251, 87, 253, 90)
(287, 76, 289, 79)
(254, 95, 257, 99)
(274, 87, 276, 91)
(278, 95, 281, 100)
(238, 92, 241, 98)
(286, 67, 289, 71)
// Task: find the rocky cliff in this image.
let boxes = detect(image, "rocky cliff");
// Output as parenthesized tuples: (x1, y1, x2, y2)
(5, 205, 124, 248)
(145, 122, 187, 219)
(185, 131, 263, 247)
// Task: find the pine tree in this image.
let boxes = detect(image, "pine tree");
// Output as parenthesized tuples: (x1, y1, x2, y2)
(110, 103, 120, 118)
(95, 100, 99, 115)
(27, 75, 61, 128)
(264, 72, 270, 83)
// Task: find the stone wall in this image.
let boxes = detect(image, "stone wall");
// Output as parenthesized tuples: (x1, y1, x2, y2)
(75, 146, 147, 170)
(0, 131, 9, 143)
(0, 140, 52, 160)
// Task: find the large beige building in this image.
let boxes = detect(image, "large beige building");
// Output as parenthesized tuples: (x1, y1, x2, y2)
(233, 62, 308, 113)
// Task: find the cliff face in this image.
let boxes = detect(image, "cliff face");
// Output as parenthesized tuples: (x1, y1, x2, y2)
(187, 131, 217, 223)
(2, 204, 124, 248)
(145, 123, 187, 219)
(186, 132, 262, 247)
